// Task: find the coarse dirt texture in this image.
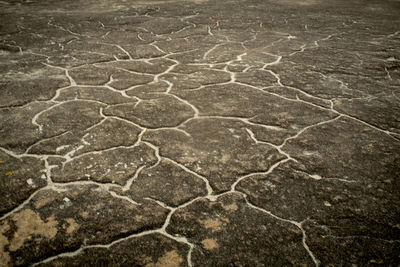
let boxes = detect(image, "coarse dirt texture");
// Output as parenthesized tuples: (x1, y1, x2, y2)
(0, 0, 399, 266)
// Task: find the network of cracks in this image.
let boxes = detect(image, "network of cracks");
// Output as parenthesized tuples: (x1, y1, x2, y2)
(0, 0, 399, 266)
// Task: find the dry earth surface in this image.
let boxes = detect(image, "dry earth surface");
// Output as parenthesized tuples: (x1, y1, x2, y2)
(0, 0, 399, 266)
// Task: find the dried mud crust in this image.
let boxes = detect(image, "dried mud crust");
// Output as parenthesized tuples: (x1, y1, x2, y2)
(0, 0, 399, 266)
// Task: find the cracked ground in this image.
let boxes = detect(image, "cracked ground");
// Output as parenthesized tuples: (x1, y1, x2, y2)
(0, 0, 399, 266)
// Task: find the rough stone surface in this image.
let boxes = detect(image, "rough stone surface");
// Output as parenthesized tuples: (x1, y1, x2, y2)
(51, 143, 157, 185)
(118, 159, 208, 207)
(0, 60, 69, 107)
(143, 118, 285, 192)
(0, 0, 399, 266)
(38, 234, 189, 267)
(104, 95, 195, 128)
(0, 152, 46, 216)
(0, 185, 169, 266)
(28, 118, 143, 156)
(167, 193, 313, 266)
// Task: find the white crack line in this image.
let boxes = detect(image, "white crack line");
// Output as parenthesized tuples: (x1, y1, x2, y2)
(115, 44, 133, 60)
(245, 128, 296, 162)
(231, 158, 291, 192)
(24, 131, 70, 154)
(32, 195, 201, 267)
(122, 165, 147, 192)
(31, 99, 106, 133)
(31, 229, 157, 266)
(163, 157, 213, 196)
(43, 63, 77, 86)
(243, 197, 320, 266)
(280, 115, 341, 148)
(0, 188, 44, 221)
(292, 169, 357, 183)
